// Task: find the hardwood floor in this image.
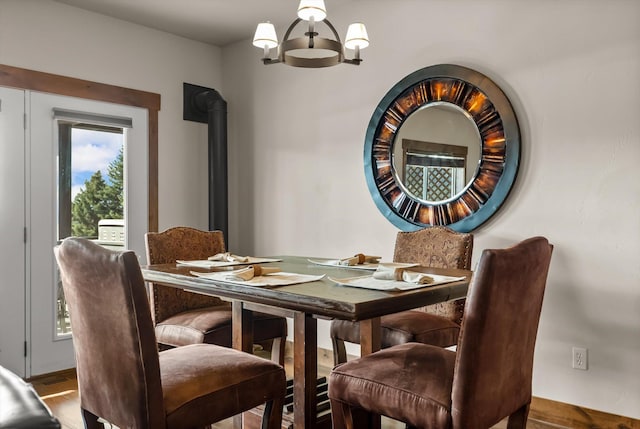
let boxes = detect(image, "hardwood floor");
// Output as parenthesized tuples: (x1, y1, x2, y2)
(31, 369, 82, 429)
(30, 355, 563, 429)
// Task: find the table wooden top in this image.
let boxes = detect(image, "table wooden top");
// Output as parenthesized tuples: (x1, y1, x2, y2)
(141, 255, 472, 321)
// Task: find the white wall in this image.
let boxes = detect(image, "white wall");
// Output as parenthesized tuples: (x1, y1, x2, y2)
(0, 0, 221, 230)
(222, 0, 640, 420)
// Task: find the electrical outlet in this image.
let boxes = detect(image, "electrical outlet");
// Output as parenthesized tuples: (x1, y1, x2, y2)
(572, 347, 588, 370)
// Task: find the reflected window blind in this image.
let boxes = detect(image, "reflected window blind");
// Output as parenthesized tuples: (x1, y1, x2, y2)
(52, 108, 132, 129)
(407, 154, 465, 168)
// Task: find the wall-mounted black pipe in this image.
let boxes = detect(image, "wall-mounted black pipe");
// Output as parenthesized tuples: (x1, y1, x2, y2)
(183, 83, 228, 244)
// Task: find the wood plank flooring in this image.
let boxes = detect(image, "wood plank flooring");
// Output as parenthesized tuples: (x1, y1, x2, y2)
(30, 355, 563, 429)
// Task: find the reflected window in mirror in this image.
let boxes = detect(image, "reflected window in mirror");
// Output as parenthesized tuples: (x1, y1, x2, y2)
(401, 140, 468, 202)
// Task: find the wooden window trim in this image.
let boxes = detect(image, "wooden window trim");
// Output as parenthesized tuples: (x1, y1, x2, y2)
(0, 64, 160, 232)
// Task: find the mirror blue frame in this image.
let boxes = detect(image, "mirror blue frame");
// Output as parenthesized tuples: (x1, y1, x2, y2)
(364, 64, 521, 232)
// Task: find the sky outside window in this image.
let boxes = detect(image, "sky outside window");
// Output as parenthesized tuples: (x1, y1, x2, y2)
(71, 127, 123, 199)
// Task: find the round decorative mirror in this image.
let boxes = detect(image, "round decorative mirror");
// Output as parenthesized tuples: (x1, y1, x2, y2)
(364, 64, 520, 232)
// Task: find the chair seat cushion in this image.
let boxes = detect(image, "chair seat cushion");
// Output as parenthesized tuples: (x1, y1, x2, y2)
(160, 344, 285, 429)
(156, 305, 286, 348)
(329, 343, 455, 429)
(0, 366, 61, 429)
(331, 310, 460, 349)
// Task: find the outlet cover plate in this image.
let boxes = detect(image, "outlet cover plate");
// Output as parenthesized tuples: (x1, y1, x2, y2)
(572, 347, 588, 370)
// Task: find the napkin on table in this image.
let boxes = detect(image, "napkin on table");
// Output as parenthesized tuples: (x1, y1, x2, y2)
(372, 264, 434, 284)
(208, 252, 249, 263)
(223, 265, 281, 281)
(337, 253, 381, 266)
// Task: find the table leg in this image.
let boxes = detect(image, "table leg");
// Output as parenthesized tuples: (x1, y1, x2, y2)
(232, 301, 254, 429)
(232, 300, 253, 353)
(359, 317, 381, 356)
(360, 317, 382, 429)
(293, 312, 317, 429)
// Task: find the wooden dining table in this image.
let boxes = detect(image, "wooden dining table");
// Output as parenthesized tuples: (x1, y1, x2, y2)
(140, 255, 472, 429)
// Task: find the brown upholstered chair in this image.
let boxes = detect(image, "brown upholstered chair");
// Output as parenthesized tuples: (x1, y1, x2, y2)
(328, 236, 553, 429)
(330, 226, 473, 364)
(145, 226, 287, 365)
(54, 237, 286, 429)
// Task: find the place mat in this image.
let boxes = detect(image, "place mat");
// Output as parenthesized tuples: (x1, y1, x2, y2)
(308, 260, 417, 271)
(177, 257, 282, 268)
(329, 274, 466, 291)
(191, 270, 325, 287)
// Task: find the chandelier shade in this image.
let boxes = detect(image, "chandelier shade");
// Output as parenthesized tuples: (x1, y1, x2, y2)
(345, 23, 369, 50)
(252, 22, 278, 50)
(297, 0, 327, 21)
(252, 0, 369, 68)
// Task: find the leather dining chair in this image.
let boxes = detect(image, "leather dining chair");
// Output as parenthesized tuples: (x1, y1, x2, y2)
(145, 226, 287, 365)
(330, 226, 473, 364)
(54, 237, 286, 429)
(328, 236, 553, 429)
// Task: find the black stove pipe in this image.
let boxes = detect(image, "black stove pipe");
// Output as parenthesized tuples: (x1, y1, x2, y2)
(183, 83, 228, 244)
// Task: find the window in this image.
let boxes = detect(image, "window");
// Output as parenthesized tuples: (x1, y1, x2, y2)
(55, 111, 131, 335)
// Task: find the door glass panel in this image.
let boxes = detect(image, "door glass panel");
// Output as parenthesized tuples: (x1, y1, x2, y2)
(56, 123, 125, 336)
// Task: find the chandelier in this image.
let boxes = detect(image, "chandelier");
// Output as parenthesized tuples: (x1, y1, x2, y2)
(252, 0, 369, 68)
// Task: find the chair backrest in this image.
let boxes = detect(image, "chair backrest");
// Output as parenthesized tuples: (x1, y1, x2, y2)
(54, 238, 165, 428)
(393, 226, 474, 323)
(393, 226, 473, 269)
(452, 236, 553, 429)
(145, 227, 226, 323)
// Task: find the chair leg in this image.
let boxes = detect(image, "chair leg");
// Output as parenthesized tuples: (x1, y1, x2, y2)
(330, 399, 349, 429)
(261, 395, 285, 429)
(507, 403, 530, 429)
(81, 408, 104, 429)
(332, 336, 348, 365)
(330, 399, 374, 429)
(270, 336, 286, 366)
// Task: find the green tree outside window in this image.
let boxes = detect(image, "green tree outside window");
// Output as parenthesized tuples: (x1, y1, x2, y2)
(71, 148, 123, 237)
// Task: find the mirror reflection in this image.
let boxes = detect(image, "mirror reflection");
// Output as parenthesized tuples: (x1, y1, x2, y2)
(392, 103, 481, 204)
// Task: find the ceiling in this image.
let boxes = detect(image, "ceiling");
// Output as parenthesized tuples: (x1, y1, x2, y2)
(52, 0, 354, 47)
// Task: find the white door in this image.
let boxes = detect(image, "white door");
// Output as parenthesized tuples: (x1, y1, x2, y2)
(28, 92, 149, 376)
(0, 87, 26, 377)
